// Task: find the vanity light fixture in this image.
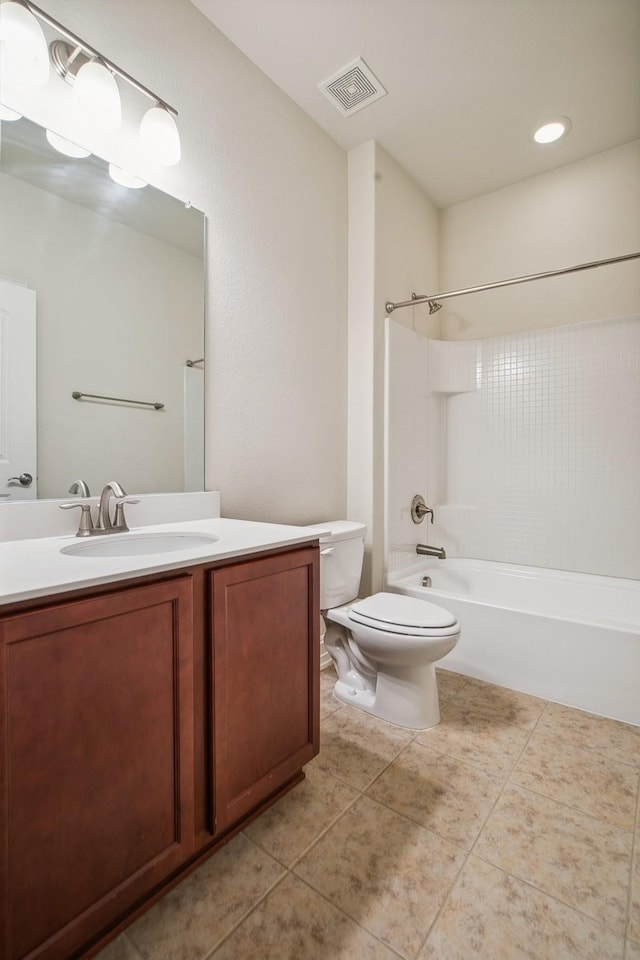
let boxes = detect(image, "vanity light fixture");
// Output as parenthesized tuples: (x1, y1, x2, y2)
(0, 0, 49, 85)
(72, 59, 121, 133)
(139, 104, 181, 166)
(45, 128, 91, 158)
(108, 163, 147, 189)
(0, 0, 181, 164)
(532, 117, 572, 144)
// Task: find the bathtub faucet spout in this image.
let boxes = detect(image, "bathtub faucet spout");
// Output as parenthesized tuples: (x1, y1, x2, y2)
(416, 543, 447, 559)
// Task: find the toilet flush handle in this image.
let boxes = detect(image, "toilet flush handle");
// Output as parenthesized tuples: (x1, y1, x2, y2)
(320, 547, 335, 556)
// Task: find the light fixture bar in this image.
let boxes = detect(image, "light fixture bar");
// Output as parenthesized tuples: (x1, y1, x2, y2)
(18, 0, 178, 116)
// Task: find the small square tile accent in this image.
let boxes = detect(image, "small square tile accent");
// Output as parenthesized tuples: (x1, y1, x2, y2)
(387, 316, 640, 579)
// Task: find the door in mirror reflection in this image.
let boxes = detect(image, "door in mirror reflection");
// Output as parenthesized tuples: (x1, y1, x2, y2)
(0, 279, 37, 500)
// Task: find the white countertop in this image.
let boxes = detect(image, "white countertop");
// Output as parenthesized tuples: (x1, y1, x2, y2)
(0, 517, 319, 607)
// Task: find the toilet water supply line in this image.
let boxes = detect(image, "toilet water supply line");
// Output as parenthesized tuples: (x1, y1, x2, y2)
(384, 251, 640, 314)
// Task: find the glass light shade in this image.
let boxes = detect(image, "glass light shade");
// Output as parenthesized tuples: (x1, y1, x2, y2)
(108, 164, 147, 189)
(139, 105, 181, 166)
(46, 129, 91, 158)
(72, 60, 121, 132)
(0, 103, 22, 120)
(533, 118, 571, 144)
(0, 1, 49, 86)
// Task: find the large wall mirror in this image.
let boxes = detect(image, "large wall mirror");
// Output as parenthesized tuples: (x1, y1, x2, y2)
(0, 114, 205, 501)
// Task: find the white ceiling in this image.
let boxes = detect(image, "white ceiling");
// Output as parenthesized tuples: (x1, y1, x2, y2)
(192, 0, 640, 208)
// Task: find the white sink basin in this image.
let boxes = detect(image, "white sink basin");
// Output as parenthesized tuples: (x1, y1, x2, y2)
(60, 531, 219, 558)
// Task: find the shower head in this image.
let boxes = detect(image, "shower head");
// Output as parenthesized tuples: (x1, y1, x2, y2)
(428, 300, 443, 314)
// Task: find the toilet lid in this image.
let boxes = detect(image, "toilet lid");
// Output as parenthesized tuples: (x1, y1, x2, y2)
(349, 592, 457, 631)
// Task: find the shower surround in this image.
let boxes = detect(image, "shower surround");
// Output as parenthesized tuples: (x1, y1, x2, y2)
(385, 314, 640, 721)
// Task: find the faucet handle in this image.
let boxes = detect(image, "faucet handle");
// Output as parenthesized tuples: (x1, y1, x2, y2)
(411, 495, 434, 524)
(59, 501, 95, 536)
(113, 497, 140, 531)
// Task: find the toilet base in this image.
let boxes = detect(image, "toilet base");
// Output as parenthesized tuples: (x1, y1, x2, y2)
(333, 662, 441, 730)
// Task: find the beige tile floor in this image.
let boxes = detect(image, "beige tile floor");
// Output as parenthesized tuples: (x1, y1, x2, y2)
(98, 667, 640, 960)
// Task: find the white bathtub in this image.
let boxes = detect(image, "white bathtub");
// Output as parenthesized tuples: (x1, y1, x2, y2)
(387, 558, 640, 726)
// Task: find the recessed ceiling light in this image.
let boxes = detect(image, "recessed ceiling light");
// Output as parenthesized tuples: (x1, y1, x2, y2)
(532, 117, 572, 144)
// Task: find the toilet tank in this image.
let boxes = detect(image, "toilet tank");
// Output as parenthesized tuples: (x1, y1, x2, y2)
(306, 521, 366, 610)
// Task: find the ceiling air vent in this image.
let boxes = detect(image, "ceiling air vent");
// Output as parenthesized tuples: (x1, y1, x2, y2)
(318, 58, 387, 117)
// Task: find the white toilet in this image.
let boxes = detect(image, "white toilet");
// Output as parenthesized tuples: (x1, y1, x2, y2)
(311, 521, 460, 729)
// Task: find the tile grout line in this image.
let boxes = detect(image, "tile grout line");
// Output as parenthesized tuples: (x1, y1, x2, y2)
(291, 873, 408, 960)
(234, 801, 412, 960)
(254, 785, 363, 873)
(468, 698, 634, 943)
(506, 700, 640, 829)
(288, 722, 471, 959)
(624, 776, 640, 948)
(461, 695, 549, 858)
(410, 695, 548, 958)
(119, 932, 144, 960)
(211, 737, 415, 960)
(169, 681, 637, 960)
(201, 868, 290, 960)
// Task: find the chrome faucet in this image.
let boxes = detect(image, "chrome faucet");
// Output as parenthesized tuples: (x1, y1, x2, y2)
(96, 481, 139, 532)
(416, 543, 447, 559)
(59, 481, 139, 536)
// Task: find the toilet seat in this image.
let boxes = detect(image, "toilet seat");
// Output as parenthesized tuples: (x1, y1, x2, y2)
(348, 592, 459, 637)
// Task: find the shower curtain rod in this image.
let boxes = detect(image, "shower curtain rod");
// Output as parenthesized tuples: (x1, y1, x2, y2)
(384, 251, 640, 314)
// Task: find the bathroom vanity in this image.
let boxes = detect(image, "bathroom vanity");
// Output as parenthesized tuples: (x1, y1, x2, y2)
(0, 518, 320, 960)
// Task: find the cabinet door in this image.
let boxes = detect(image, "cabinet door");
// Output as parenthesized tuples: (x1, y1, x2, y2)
(0, 577, 195, 960)
(211, 547, 319, 833)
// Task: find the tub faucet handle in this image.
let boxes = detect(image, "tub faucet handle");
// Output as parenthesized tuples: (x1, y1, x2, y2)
(411, 495, 434, 524)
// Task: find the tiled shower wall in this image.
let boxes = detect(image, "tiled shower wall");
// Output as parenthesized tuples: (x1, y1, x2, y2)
(386, 315, 640, 580)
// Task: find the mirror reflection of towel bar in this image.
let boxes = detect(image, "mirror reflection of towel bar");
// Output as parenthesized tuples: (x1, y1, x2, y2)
(72, 391, 164, 410)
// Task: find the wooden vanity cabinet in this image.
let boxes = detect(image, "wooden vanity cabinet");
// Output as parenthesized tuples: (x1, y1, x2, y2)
(210, 546, 320, 833)
(0, 577, 196, 960)
(0, 542, 319, 960)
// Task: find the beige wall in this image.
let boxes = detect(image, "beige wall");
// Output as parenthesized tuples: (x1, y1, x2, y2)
(439, 140, 640, 339)
(348, 141, 439, 592)
(5, 0, 348, 524)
